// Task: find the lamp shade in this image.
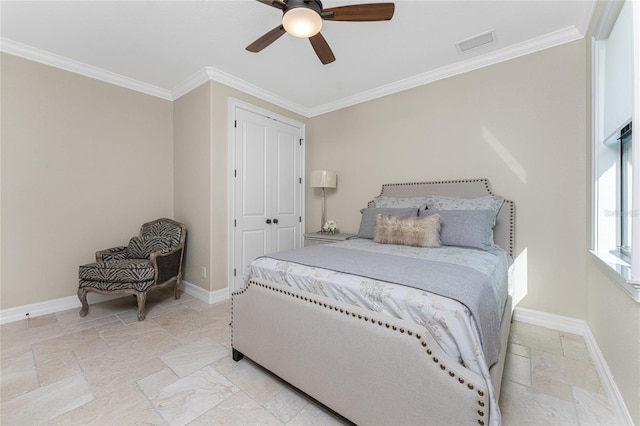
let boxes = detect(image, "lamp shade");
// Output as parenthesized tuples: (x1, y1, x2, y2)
(311, 170, 337, 188)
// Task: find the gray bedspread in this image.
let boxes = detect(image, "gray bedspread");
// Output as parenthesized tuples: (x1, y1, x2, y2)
(265, 245, 505, 366)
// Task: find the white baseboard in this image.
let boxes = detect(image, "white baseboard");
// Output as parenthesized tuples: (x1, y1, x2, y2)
(513, 307, 633, 425)
(181, 280, 229, 305)
(0, 282, 230, 325)
(0, 292, 124, 325)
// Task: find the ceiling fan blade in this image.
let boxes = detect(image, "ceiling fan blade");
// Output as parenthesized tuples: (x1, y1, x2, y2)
(256, 0, 286, 10)
(322, 3, 395, 21)
(309, 33, 335, 65)
(246, 25, 286, 53)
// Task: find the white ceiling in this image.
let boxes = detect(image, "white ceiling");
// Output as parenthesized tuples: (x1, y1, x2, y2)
(1, 0, 596, 117)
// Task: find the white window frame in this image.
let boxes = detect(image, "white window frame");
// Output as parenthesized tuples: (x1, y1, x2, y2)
(590, 0, 640, 302)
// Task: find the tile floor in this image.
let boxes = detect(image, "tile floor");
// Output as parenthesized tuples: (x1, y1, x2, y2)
(0, 288, 627, 425)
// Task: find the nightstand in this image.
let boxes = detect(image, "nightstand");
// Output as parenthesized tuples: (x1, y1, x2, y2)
(304, 232, 356, 247)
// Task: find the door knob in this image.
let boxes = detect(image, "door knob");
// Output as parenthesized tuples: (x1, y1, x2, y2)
(273, 219, 279, 224)
(266, 219, 272, 224)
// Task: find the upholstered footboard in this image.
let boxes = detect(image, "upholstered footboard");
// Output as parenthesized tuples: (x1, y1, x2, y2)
(232, 278, 506, 426)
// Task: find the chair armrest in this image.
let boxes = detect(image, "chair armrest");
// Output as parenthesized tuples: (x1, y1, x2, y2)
(95, 246, 128, 263)
(151, 247, 184, 284)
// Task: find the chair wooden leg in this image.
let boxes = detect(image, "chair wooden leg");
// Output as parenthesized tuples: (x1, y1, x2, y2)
(175, 279, 182, 300)
(77, 288, 90, 317)
(136, 292, 147, 321)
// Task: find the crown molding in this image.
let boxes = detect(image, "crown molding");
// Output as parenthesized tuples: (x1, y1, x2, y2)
(306, 25, 584, 117)
(2, 24, 584, 118)
(205, 66, 308, 116)
(0, 38, 173, 100)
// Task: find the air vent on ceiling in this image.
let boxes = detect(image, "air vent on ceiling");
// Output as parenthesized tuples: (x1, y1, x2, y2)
(455, 30, 495, 53)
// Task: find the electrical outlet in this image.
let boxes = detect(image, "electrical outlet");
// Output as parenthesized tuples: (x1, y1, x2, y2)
(201, 267, 207, 279)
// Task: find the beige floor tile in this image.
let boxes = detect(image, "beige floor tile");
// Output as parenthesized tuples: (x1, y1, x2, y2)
(55, 298, 133, 326)
(499, 379, 579, 425)
(212, 355, 286, 405)
(138, 367, 180, 400)
(60, 314, 122, 333)
(287, 400, 352, 426)
(1, 374, 94, 425)
(509, 322, 563, 355)
(189, 391, 283, 425)
(573, 386, 625, 426)
(531, 374, 574, 401)
(503, 352, 531, 386)
(89, 356, 167, 398)
(507, 341, 530, 358)
(1, 322, 65, 353)
(150, 365, 238, 426)
(264, 387, 310, 423)
(0, 302, 624, 426)
(48, 382, 164, 425)
(32, 327, 101, 364)
(26, 313, 59, 328)
(531, 348, 604, 395)
(36, 350, 82, 387)
(100, 319, 181, 358)
(160, 337, 228, 377)
(0, 347, 39, 402)
(152, 306, 205, 344)
(560, 333, 592, 362)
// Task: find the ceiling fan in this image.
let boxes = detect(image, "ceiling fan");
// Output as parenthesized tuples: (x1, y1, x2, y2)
(246, 0, 395, 65)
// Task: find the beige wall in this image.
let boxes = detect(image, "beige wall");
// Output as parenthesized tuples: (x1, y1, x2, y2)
(173, 83, 212, 291)
(173, 80, 307, 292)
(1, 53, 174, 309)
(308, 40, 588, 319)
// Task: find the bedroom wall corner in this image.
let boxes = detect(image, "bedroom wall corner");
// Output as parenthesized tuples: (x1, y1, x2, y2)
(173, 81, 213, 293)
(1, 53, 174, 309)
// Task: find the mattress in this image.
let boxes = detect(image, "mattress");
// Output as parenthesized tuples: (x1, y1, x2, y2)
(245, 238, 512, 424)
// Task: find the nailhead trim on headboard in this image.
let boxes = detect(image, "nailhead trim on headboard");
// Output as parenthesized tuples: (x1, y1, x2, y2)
(233, 280, 490, 425)
(374, 178, 515, 257)
(380, 178, 494, 196)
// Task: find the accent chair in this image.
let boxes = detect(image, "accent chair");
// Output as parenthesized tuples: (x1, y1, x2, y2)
(78, 218, 186, 321)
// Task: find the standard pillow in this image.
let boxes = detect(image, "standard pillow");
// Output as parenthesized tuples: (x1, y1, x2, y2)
(424, 195, 504, 211)
(372, 195, 429, 209)
(420, 209, 497, 250)
(373, 214, 441, 248)
(357, 208, 418, 239)
(127, 236, 172, 259)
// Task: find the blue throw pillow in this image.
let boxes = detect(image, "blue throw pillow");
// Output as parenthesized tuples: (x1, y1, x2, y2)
(419, 209, 498, 250)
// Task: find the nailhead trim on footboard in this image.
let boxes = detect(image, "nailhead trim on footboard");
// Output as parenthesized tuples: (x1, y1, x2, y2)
(232, 279, 490, 425)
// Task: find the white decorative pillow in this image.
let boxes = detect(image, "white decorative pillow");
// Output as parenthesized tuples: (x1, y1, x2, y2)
(373, 195, 429, 209)
(424, 195, 504, 211)
(358, 208, 418, 239)
(373, 214, 441, 248)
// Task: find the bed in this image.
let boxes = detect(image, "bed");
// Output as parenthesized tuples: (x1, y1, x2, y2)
(231, 178, 515, 425)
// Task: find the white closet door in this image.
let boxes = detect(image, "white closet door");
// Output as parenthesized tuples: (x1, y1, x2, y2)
(270, 120, 301, 253)
(233, 106, 302, 291)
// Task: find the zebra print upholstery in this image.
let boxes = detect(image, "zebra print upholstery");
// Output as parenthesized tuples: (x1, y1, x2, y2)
(77, 218, 187, 321)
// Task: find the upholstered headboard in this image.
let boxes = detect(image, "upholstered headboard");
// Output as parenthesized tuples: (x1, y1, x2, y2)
(369, 178, 515, 256)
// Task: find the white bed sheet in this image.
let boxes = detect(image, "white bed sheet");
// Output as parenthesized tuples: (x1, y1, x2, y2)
(244, 239, 511, 425)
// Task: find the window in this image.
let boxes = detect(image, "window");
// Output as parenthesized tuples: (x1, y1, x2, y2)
(620, 122, 632, 262)
(591, 0, 639, 302)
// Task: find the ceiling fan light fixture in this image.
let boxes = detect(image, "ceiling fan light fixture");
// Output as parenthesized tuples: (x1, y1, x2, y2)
(282, 7, 323, 38)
